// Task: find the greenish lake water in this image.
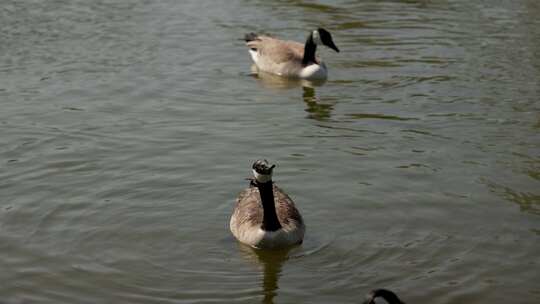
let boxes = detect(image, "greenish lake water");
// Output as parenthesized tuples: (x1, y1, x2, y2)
(1, 0, 539, 303)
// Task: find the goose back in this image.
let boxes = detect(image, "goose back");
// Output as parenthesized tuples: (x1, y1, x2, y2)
(245, 35, 320, 78)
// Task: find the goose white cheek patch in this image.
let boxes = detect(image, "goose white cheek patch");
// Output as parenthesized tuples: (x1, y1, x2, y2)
(312, 30, 322, 45)
(253, 170, 272, 183)
(249, 49, 259, 64)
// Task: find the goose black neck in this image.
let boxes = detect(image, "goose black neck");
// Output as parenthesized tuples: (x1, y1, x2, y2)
(302, 34, 317, 66)
(256, 181, 282, 232)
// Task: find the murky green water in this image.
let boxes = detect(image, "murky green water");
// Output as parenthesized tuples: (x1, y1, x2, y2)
(1, 0, 539, 303)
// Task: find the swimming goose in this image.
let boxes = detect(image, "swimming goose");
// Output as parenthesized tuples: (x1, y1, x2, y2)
(230, 160, 305, 249)
(244, 28, 340, 80)
(363, 289, 405, 304)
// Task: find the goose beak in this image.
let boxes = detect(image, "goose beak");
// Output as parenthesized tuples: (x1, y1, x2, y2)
(328, 41, 340, 53)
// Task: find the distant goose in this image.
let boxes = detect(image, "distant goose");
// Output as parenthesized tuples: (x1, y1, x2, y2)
(230, 160, 305, 249)
(244, 28, 340, 80)
(363, 289, 405, 304)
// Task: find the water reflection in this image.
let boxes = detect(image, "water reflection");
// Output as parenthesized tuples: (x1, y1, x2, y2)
(237, 244, 295, 304)
(251, 68, 334, 121)
(483, 178, 540, 216)
(302, 86, 333, 121)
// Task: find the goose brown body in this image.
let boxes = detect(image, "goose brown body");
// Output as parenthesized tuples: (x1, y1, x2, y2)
(230, 183, 304, 249)
(230, 160, 305, 249)
(244, 28, 339, 79)
(246, 36, 317, 78)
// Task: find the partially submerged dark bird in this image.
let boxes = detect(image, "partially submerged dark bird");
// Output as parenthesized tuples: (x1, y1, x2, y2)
(363, 289, 405, 304)
(244, 28, 340, 80)
(230, 160, 305, 249)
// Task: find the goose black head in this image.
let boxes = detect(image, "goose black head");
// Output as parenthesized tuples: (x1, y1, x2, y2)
(363, 289, 405, 304)
(252, 159, 276, 184)
(313, 28, 340, 53)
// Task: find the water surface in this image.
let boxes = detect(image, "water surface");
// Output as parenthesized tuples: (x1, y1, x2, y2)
(1, 0, 539, 303)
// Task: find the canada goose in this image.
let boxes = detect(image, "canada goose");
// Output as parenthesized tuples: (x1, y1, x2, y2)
(230, 160, 305, 249)
(244, 28, 340, 80)
(363, 289, 405, 304)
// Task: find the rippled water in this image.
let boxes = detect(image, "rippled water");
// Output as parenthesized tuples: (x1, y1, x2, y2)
(1, 0, 539, 303)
